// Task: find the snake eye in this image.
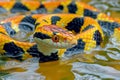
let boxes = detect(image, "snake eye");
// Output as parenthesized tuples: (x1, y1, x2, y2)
(52, 35, 59, 42)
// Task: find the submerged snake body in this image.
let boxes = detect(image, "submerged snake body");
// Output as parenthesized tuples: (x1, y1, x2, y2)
(0, 1, 120, 62)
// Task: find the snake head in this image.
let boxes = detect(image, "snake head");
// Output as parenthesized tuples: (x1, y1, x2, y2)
(33, 25, 77, 49)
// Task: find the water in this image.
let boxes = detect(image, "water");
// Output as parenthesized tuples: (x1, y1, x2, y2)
(0, 0, 120, 80)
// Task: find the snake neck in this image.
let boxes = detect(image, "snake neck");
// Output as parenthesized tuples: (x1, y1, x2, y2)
(37, 42, 58, 56)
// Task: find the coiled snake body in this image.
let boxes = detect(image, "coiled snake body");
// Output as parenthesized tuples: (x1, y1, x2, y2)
(0, 0, 120, 62)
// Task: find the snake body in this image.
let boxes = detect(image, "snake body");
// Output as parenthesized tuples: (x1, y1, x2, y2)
(0, 0, 120, 62)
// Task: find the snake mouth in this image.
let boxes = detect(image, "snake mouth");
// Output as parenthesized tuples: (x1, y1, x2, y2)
(51, 39, 77, 49)
(34, 37, 77, 49)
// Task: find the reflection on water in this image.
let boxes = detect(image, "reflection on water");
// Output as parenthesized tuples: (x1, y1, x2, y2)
(0, 58, 45, 80)
(1, 71, 45, 80)
(0, 0, 120, 80)
(89, 0, 120, 17)
(90, 0, 120, 12)
(72, 62, 120, 79)
(37, 61, 74, 80)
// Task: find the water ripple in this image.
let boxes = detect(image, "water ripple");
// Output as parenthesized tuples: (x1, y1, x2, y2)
(72, 62, 120, 79)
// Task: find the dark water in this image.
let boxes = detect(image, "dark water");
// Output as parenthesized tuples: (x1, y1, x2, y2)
(0, 0, 120, 80)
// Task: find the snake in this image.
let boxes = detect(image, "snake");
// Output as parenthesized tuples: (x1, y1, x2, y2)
(0, 0, 120, 62)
